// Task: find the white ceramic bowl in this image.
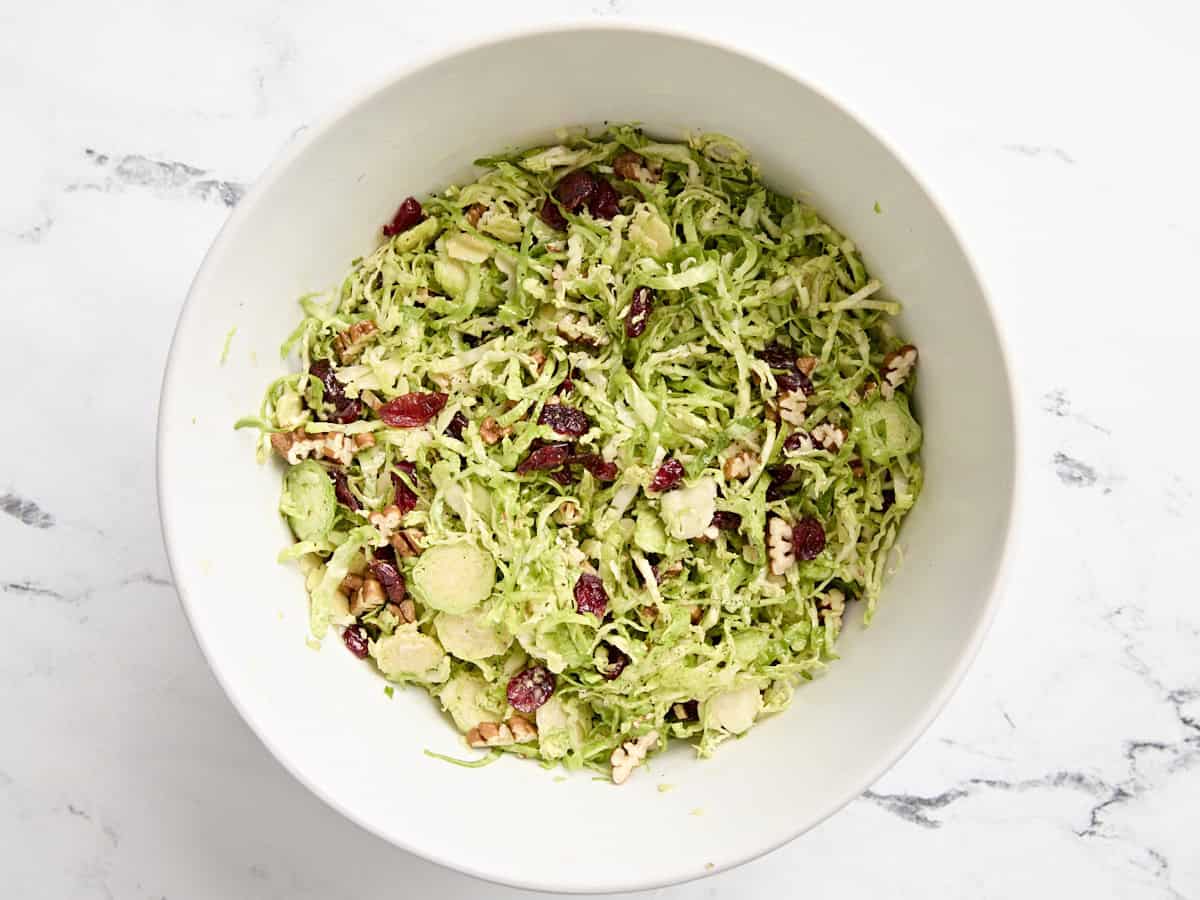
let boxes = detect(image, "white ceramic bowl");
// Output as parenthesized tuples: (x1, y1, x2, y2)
(159, 23, 1018, 894)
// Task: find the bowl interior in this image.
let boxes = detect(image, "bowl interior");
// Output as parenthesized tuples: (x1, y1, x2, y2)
(159, 26, 1015, 893)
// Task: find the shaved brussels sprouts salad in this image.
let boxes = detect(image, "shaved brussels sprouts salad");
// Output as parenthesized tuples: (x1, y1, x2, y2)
(239, 126, 923, 784)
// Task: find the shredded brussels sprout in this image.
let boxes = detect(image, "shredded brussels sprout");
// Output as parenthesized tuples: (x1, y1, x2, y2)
(242, 126, 923, 781)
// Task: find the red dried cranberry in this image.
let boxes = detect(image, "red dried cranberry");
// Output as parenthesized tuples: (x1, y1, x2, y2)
(549, 466, 577, 486)
(382, 196, 423, 237)
(598, 643, 630, 680)
(309, 359, 361, 423)
(710, 510, 742, 531)
(587, 178, 620, 219)
(378, 392, 448, 427)
(573, 573, 609, 617)
(342, 625, 369, 659)
(507, 665, 555, 712)
(330, 469, 360, 511)
(391, 462, 418, 516)
(553, 170, 597, 211)
(571, 453, 618, 482)
(538, 403, 590, 437)
(648, 457, 685, 492)
(783, 431, 813, 455)
(444, 411, 468, 441)
(625, 286, 654, 338)
(368, 553, 406, 603)
(793, 516, 826, 561)
(776, 371, 814, 397)
(539, 197, 567, 230)
(766, 465, 797, 502)
(759, 343, 797, 370)
(672, 699, 699, 720)
(327, 399, 362, 425)
(556, 377, 574, 395)
(516, 442, 572, 474)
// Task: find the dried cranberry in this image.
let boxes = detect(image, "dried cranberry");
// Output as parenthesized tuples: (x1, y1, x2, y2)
(309, 359, 361, 423)
(783, 431, 813, 455)
(516, 442, 572, 474)
(766, 465, 797, 502)
(444, 411, 468, 441)
(587, 178, 620, 220)
(792, 516, 826, 561)
(571, 453, 618, 482)
(326, 399, 362, 424)
(368, 554, 406, 603)
(539, 196, 567, 230)
(330, 469, 360, 511)
(549, 466, 577, 486)
(759, 343, 797, 370)
(776, 371, 814, 397)
(672, 699, 699, 720)
(378, 392, 448, 427)
(507, 665, 555, 713)
(342, 625, 369, 659)
(391, 462, 418, 516)
(538, 403, 590, 437)
(710, 510, 742, 531)
(553, 170, 597, 211)
(382, 196, 423, 237)
(574, 573, 609, 617)
(648, 457, 685, 493)
(625, 286, 654, 339)
(309, 359, 346, 406)
(556, 377, 574, 396)
(598, 643, 630, 680)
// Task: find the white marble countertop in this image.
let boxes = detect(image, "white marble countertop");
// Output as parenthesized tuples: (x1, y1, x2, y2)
(3, 1, 1199, 897)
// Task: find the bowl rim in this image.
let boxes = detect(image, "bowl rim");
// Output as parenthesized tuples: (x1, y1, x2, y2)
(158, 19, 1023, 894)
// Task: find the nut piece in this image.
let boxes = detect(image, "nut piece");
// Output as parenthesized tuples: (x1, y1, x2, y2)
(689, 605, 704, 625)
(368, 504, 403, 540)
(778, 391, 808, 426)
(610, 730, 659, 785)
(556, 312, 610, 347)
(529, 348, 547, 373)
(349, 577, 386, 617)
(465, 203, 486, 227)
(723, 448, 756, 481)
(767, 516, 796, 575)
(338, 573, 364, 597)
(390, 528, 424, 558)
(353, 432, 376, 449)
(819, 588, 847, 630)
(849, 458, 866, 478)
(811, 423, 848, 452)
(796, 356, 819, 377)
(479, 416, 512, 445)
(334, 321, 378, 362)
(360, 390, 383, 412)
(272, 429, 359, 466)
(386, 598, 416, 624)
(880, 345, 918, 398)
(612, 150, 661, 183)
(507, 715, 538, 744)
(556, 500, 583, 525)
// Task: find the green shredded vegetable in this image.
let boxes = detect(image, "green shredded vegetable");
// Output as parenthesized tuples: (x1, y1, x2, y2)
(220, 326, 237, 364)
(423, 748, 503, 768)
(244, 126, 923, 783)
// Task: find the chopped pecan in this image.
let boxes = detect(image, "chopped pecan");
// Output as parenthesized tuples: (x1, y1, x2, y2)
(390, 528, 424, 558)
(796, 356, 819, 377)
(723, 448, 756, 481)
(778, 391, 807, 426)
(556, 500, 582, 525)
(368, 504, 403, 540)
(334, 321, 378, 363)
(353, 432, 376, 449)
(465, 203, 486, 227)
(767, 516, 795, 575)
(811, 423, 848, 452)
(507, 715, 538, 743)
(880, 345, 918, 398)
(479, 416, 512, 445)
(610, 730, 659, 785)
(349, 577, 386, 617)
(338, 573, 364, 597)
(612, 150, 660, 183)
